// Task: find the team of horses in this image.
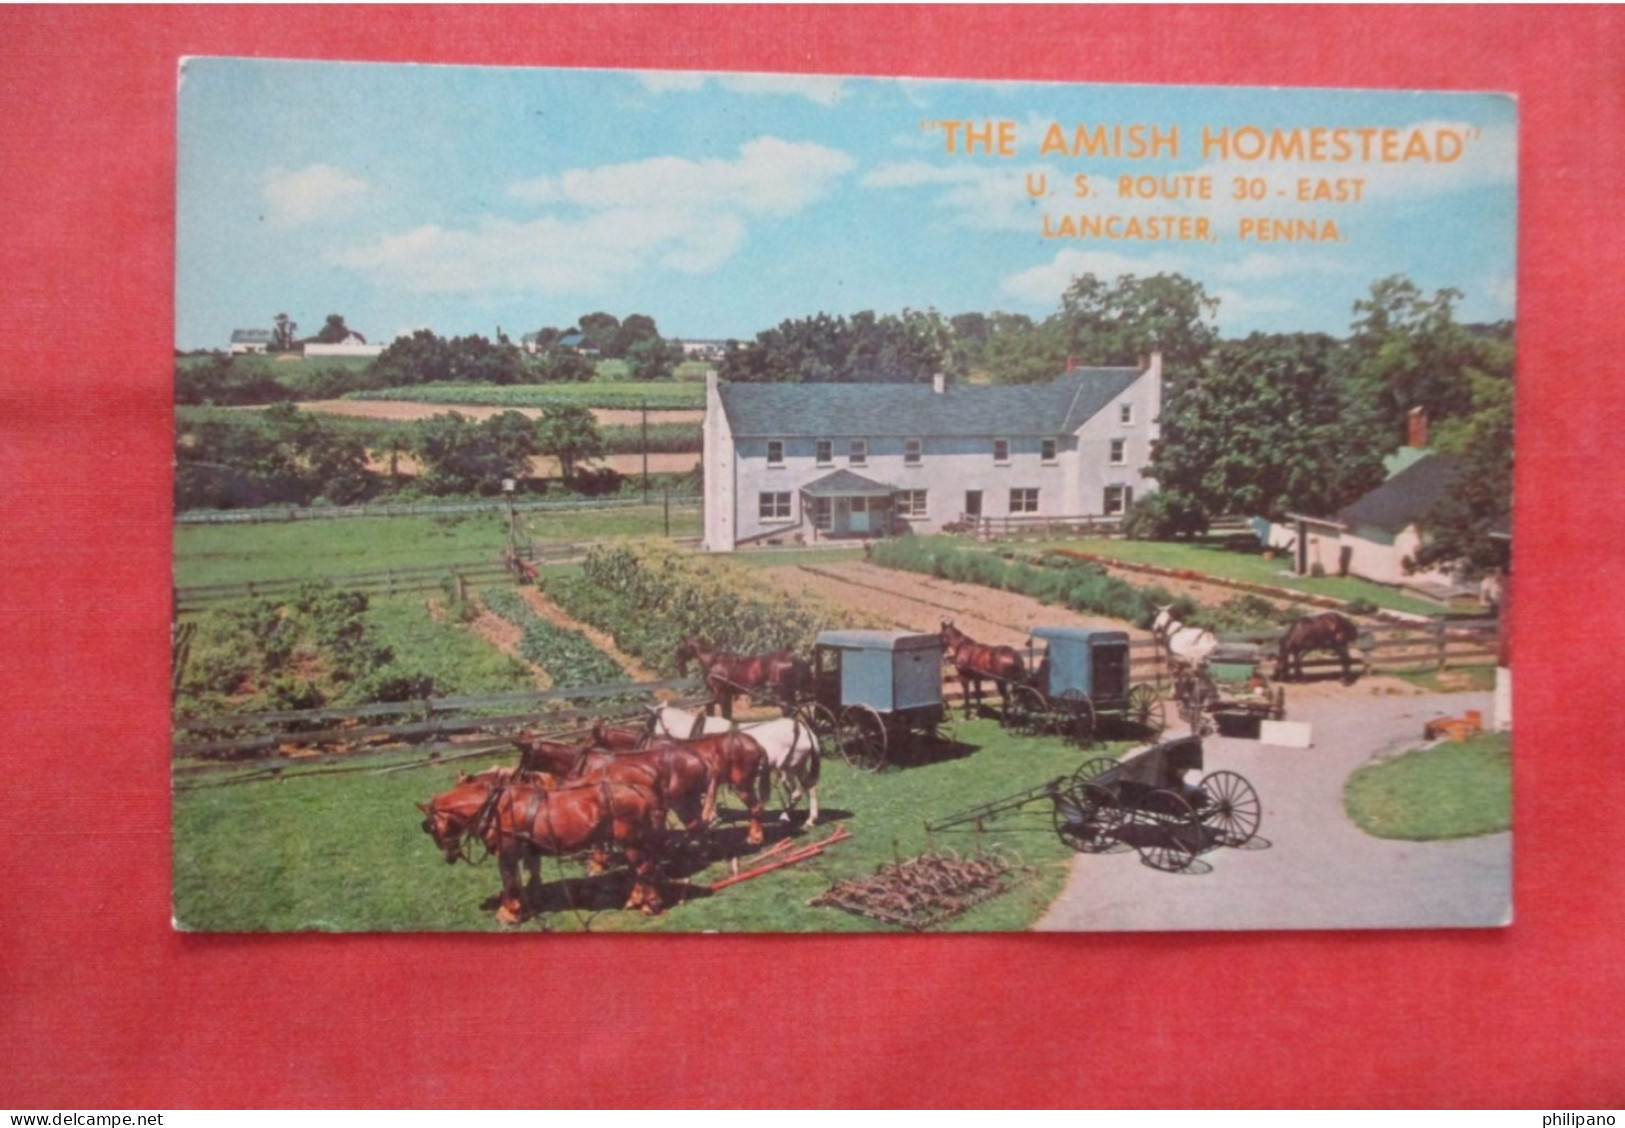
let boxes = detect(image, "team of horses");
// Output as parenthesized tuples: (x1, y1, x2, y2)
(418, 692, 823, 925)
(423, 608, 1366, 923)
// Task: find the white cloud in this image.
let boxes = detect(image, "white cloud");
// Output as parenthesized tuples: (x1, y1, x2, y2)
(635, 70, 847, 106)
(334, 138, 854, 296)
(863, 159, 1056, 232)
(510, 137, 854, 216)
(998, 248, 1200, 307)
(263, 164, 369, 226)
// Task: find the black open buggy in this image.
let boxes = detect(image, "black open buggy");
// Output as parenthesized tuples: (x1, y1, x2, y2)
(928, 735, 1261, 873)
(1005, 626, 1165, 745)
(802, 629, 953, 771)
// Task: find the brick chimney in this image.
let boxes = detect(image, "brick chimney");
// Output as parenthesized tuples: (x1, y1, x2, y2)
(1065, 356, 1078, 373)
(1407, 406, 1429, 448)
(932, 372, 946, 394)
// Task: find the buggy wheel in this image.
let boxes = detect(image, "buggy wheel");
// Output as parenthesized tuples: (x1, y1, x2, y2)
(1127, 683, 1166, 738)
(1070, 756, 1118, 790)
(837, 705, 887, 772)
(1138, 789, 1203, 872)
(798, 703, 840, 757)
(1057, 688, 1096, 749)
(1198, 770, 1261, 847)
(1052, 782, 1123, 854)
(1005, 684, 1047, 734)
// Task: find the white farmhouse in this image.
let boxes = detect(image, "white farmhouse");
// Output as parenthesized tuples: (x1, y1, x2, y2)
(702, 355, 1162, 551)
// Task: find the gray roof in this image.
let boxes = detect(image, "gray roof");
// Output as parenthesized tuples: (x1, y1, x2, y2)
(1337, 453, 1463, 534)
(799, 469, 897, 497)
(230, 329, 274, 344)
(717, 368, 1143, 438)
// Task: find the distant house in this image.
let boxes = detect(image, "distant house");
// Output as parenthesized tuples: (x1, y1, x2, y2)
(702, 356, 1163, 551)
(557, 332, 601, 357)
(676, 338, 727, 362)
(1283, 452, 1464, 589)
(304, 329, 383, 359)
(229, 329, 274, 354)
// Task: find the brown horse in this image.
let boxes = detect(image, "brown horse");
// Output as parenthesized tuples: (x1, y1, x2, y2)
(1276, 612, 1361, 683)
(517, 730, 712, 836)
(674, 636, 810, 719)
(516, 725, 768, 845)
(940, 620, 1027, 718)
(418, 773, 666, 923)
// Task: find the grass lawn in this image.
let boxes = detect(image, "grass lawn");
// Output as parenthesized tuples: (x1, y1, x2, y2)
(1343, 731, 1511, 840)
(172, 717, 1130, 932)
(174, 508, 700, 588)
(1051, 536, 1452, 617)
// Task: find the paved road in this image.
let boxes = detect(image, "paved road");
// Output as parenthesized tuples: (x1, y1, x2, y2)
(1038, 691, 1510, 931)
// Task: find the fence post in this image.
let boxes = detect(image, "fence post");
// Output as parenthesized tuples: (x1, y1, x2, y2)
(1435, 621, 1448, 670)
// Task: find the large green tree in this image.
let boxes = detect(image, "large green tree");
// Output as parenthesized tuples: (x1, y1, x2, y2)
(412, 411, 538, 495)
(535, 404, 604, 482)
(1145, 332, 1385, 531)
(1413, 366, 1514, 576)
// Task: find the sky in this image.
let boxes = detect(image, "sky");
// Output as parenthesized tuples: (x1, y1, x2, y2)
(175, 59, 1517, 351)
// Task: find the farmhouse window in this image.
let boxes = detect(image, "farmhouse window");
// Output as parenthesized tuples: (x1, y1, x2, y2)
(1120, 402, 1133, 424)
(816, 439, 834, 466)
(1010, 488, 1039, 514)
(905, 438, 923, 466)
(994, 438, 1011, 464)
(1110, 438, 1127, 465)
(1104, 485, 1133, 516)
(811, 497, 833, 531)
(759, 492, 793, 521)
(898, 490, 928, 519)
(1041, 438, 1058, 463)
(850, 439, 868, 466)
(767, 440, 785, 466)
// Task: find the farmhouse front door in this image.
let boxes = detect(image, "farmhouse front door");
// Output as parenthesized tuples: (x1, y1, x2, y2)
(849, 496, 870, 534)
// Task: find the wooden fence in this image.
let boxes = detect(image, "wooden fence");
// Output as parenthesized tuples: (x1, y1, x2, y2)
(172, 678, 707, 770)
(174, 537, 702, 612)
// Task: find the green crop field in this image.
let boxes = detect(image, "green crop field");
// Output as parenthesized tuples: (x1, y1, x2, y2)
(172, 717, 1130, 933)
(174, 508, 700, 589)
(347, 381, 705, 410)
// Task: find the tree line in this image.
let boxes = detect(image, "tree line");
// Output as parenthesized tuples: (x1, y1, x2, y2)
(175, 403, 617, 511)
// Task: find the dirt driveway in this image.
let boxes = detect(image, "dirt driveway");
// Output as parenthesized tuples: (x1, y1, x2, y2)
(1037, 690, 1509, 931)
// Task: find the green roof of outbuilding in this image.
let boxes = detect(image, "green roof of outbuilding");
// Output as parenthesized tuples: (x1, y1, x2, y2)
(1337, 453, 1463, 534)
(717, 368, 1143, 438)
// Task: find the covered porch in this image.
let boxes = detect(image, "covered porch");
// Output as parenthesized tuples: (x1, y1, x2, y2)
(800, 469, 898, 542)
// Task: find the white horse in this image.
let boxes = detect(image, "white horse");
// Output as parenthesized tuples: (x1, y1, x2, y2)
(650, 705, 821, 826)
(1152, 605, 1219, 667)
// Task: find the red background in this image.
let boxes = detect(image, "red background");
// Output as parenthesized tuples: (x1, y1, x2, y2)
(2, 6, 1622, 1109)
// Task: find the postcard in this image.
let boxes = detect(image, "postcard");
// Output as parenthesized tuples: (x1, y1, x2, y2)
(173, 59, 1514, 932)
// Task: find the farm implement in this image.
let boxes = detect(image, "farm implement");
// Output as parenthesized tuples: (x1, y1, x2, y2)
(810, 847, 1036, 931)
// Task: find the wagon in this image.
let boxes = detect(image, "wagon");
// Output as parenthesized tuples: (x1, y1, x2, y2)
(1054, 736, 1261, 871)
(1004, 627, 1165, 746)
(804, 629, 952, 771)
(1171, 640, 1286, 737)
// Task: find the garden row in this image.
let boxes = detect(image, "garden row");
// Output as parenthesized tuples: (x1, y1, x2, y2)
(477, 586, 627, 687)
(548, 542, 886, 677)
(867, 537, 1296, 635)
